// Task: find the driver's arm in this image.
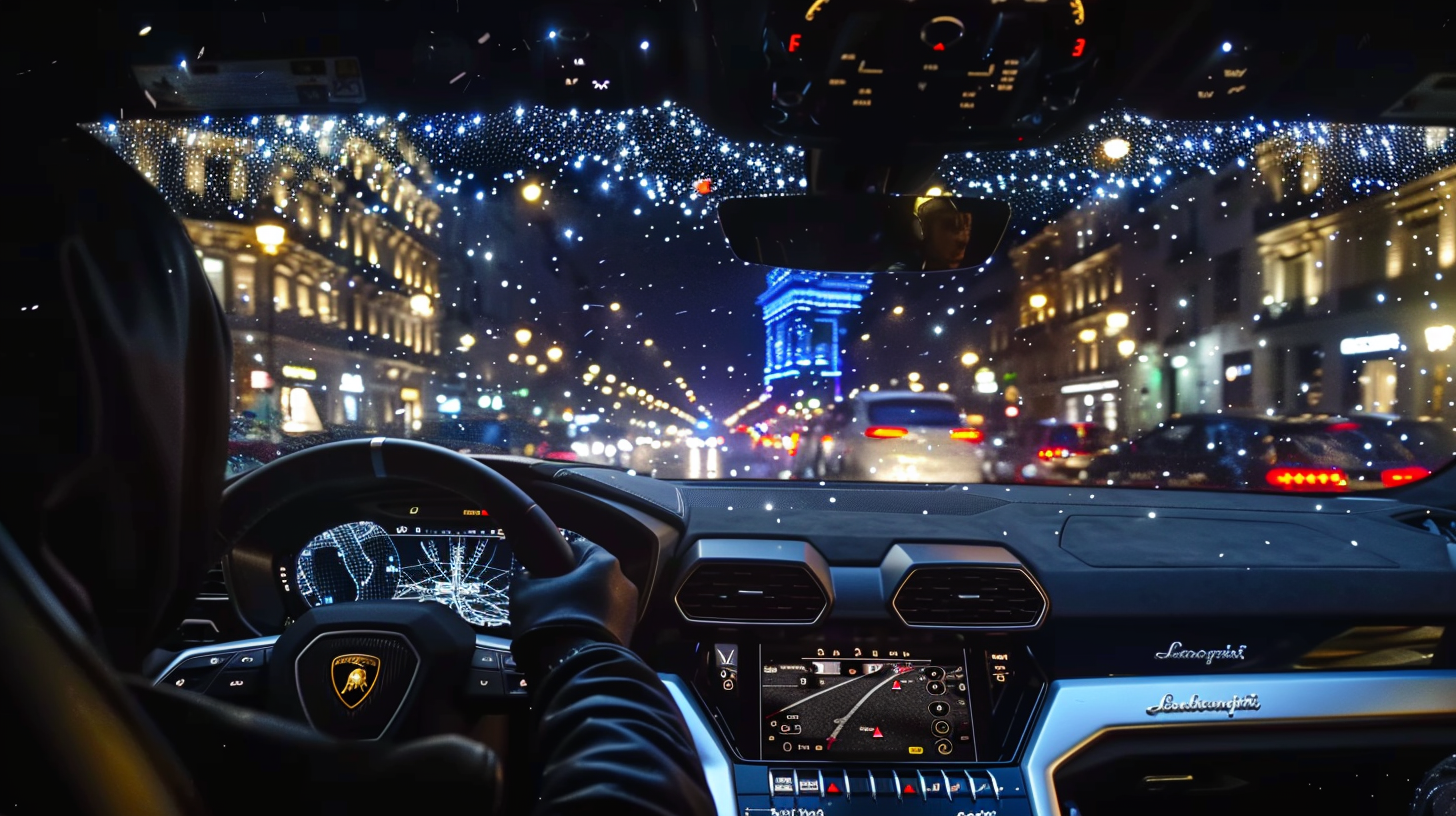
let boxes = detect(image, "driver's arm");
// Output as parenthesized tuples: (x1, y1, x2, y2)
(511, 536, 714, 816)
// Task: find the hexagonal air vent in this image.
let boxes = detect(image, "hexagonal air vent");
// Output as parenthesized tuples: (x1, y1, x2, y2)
(892, 566, 1047, 628)
(676, 563, 828, 624)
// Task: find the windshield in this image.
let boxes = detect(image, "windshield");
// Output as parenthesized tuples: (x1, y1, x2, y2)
(90, 109, 1456, 491)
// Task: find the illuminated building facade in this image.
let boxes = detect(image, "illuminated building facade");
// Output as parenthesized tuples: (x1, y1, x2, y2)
(101, 119, 457, 435)
(991, 130, 1456, 439)
(756, 269, 873, 399)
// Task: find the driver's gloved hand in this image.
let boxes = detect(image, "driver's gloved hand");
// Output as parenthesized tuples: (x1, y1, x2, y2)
(509, 534, 638, 679)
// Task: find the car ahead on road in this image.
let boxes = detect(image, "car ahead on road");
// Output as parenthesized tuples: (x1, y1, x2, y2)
(804, 390, 985, 482)
(1342, 414, 1456, 475)
(983, 421, 1120, 484)
(1085, 414, 1426, 491)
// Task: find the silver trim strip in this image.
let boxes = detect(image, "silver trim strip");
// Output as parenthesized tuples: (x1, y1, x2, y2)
(661, 674, 737, 816)
(152, 635, 280, 683)
(1023, 670, 1456, 816)
(475, 633, 512, 652)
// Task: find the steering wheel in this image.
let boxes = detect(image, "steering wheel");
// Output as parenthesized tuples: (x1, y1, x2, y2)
(217, 438, 575, 740)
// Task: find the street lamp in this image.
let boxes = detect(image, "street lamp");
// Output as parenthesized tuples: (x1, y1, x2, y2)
(546, 346, 564, 362)
(1028, 293, 1048, 310)
(1078, 328, 1099, 343)
(1117, 338, 1137, 357)
(1106, 311, 1129, 332)
(254, 223, 286, 429)
(521, 182, 543, 203)
(515, 328, 533, 346)
(960, 351, 979, 367)
(459, 333, 476, 349)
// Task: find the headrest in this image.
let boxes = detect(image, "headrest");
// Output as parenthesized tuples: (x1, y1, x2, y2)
(0, 129, 232, 671)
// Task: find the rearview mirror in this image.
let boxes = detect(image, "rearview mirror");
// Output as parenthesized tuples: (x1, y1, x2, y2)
(717, 194, 1011, 273)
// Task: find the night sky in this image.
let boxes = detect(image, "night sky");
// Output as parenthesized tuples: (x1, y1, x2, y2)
(95, 107, 1456, 421)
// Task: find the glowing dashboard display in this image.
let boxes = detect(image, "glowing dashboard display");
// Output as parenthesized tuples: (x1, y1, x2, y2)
(295, 521, 516, 627)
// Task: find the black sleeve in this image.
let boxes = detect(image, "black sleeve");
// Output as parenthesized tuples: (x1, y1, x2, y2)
(528, 642, 715, 816)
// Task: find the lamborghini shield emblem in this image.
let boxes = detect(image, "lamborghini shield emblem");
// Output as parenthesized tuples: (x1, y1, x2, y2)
(331, 654, 381, 709)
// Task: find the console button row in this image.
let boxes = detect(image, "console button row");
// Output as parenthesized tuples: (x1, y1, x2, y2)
(753, 767, 1024, 803)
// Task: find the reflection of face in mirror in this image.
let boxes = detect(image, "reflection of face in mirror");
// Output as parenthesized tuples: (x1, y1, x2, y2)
(916, 197, 972, 271)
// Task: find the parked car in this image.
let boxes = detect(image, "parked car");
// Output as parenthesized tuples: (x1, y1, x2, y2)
(804, 390, 985, 482)
(983, 421, 1120, 484)
(1085, 414, 1427, 491)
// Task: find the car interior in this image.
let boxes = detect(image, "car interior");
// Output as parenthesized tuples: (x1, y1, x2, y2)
(3, 1, 1456, 815)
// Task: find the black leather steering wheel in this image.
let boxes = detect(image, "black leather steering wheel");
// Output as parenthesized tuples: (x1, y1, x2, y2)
(215, 437, 576, 740)
(218, 437, 575, 577)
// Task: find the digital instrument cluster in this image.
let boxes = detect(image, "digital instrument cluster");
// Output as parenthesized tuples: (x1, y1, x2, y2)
(288, 521, 519, 627)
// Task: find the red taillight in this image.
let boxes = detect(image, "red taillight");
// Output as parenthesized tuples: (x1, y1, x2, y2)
(820, 434, 834, 444)
(950, 428, 984, 442)
(1266, 468, 1349, 491)
(543, 451, 577, 461)
(1037, 447, 1071, 459)
(1381, 466, 1430, 487)
(787, 432, 800, 456)
(1324, 422, 1361, 432)
(865, 426, 908, 439)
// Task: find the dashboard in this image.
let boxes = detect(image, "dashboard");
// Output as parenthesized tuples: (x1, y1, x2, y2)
(160, 459, 1456, 816)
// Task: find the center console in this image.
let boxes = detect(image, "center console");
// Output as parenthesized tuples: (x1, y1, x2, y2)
(690, 640, 1045, 815)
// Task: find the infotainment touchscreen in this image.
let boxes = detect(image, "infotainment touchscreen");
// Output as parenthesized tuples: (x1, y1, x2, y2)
(761, 647, 973, 761)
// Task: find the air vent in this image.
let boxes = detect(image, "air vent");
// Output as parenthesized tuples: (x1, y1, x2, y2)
(892, 566, 1047, 628)
(1397, 509, 1456, 543)
(198, 563, 228, 598)
(676, 563, 828, 624)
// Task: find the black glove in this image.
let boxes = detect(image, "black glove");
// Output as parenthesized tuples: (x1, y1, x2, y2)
(509, 534, 638, 679)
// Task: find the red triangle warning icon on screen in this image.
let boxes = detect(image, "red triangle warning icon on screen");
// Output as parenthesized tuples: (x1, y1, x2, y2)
(933, 42, 945, 51)
(826, 783, 841, 794)
(904, 783, 918, 794)
(892, 680, 902, 690)
(872, 727, 883, 738)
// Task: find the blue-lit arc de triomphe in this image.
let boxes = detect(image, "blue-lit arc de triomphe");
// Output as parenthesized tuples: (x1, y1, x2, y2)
(756, 269, 873, 401)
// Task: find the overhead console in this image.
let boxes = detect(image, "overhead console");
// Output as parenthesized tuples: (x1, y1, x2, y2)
(754, 0, 1110, 146)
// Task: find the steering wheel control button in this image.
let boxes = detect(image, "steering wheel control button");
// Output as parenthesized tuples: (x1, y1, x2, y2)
(294, 632, 420, 740)
(208, 669, 263, 699)
(923, 666, 945, 681)
(932, 719, 952, 735)
(926, 680, 946, 695)
(470, 649, 502, 670)
(162, 666, 220, 692)
(176, 652, 236, 672)
(505, 671, 530, 695)
(467, 668, 503, 697)
(226, 649, 267, 669)
(929, 700, 951, 717)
